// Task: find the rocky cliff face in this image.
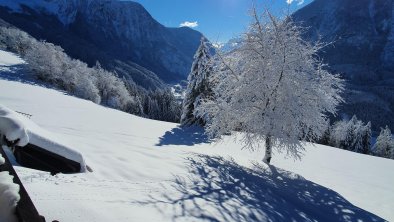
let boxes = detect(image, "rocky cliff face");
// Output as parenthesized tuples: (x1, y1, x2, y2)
(0, 0, 203, 88)
(293, 0, 394, 131)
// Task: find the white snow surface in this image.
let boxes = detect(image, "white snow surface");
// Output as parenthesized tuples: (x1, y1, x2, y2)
(0, 50, 25, 72)
(0, 50, 394, 221)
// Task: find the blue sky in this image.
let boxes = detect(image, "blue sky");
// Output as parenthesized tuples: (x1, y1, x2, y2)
(131, 0, 313, 43)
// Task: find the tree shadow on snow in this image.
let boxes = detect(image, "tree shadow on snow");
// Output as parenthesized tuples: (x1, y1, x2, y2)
(0, 64, 34, 83)
(141, 154, 385, 222)
(156, 126, 210, 146)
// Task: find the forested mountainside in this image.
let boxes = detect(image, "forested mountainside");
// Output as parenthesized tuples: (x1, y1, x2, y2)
(293, 0, 394, 131)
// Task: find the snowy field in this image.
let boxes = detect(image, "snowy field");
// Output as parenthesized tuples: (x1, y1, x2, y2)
(1, 50, 394, 221)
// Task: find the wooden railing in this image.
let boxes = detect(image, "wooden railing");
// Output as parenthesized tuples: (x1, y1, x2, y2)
(0, 146, 46, 222)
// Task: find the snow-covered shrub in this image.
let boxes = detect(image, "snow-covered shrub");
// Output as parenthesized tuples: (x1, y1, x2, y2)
(0, 27, 33, 55)
(24, 41, 102, 103)
(197, 9, 344, 163)
(74, 73, 101, 104)
(25, 41, 66, 83)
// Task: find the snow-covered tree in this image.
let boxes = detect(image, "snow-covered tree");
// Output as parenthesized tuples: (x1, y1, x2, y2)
(329, 116, 372, 154)
(347, 116, 363, 152)
(329, 120, 347, 148)
(374, 126, 394, 159)
(197, 9, 344, 163)
(93, 62, 135, 111)
(181, 37, 213, 126)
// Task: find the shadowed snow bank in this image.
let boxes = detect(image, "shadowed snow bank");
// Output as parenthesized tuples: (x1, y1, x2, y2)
(143, 154, 384, 222)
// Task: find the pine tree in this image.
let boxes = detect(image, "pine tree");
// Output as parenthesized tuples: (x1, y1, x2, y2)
(318, 121, 331, 145)
(341, 116, 356, 151)
(361, 121, 372, 154)
(180, 37, 213, 126)
(374, 126, 394, 159)
(349, 116, 363, 153)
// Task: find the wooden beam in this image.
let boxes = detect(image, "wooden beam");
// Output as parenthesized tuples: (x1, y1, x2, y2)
(14, 144, 81, 175)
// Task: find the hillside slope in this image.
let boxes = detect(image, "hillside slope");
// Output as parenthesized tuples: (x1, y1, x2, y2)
(1, 50, 393, 221)
(0, 0, 203, 88)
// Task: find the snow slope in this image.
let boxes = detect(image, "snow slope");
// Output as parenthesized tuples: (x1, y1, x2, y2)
(1, 50, 394, 221)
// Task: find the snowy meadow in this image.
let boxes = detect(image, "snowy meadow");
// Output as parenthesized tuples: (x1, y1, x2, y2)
(0, 50, 393, 221)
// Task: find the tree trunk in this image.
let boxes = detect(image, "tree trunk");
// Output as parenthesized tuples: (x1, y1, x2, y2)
(263, 136, 272, 164)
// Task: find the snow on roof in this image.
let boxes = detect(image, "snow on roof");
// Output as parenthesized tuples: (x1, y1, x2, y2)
(0, 104, 86, 171)
(0, 105, 29, 147)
